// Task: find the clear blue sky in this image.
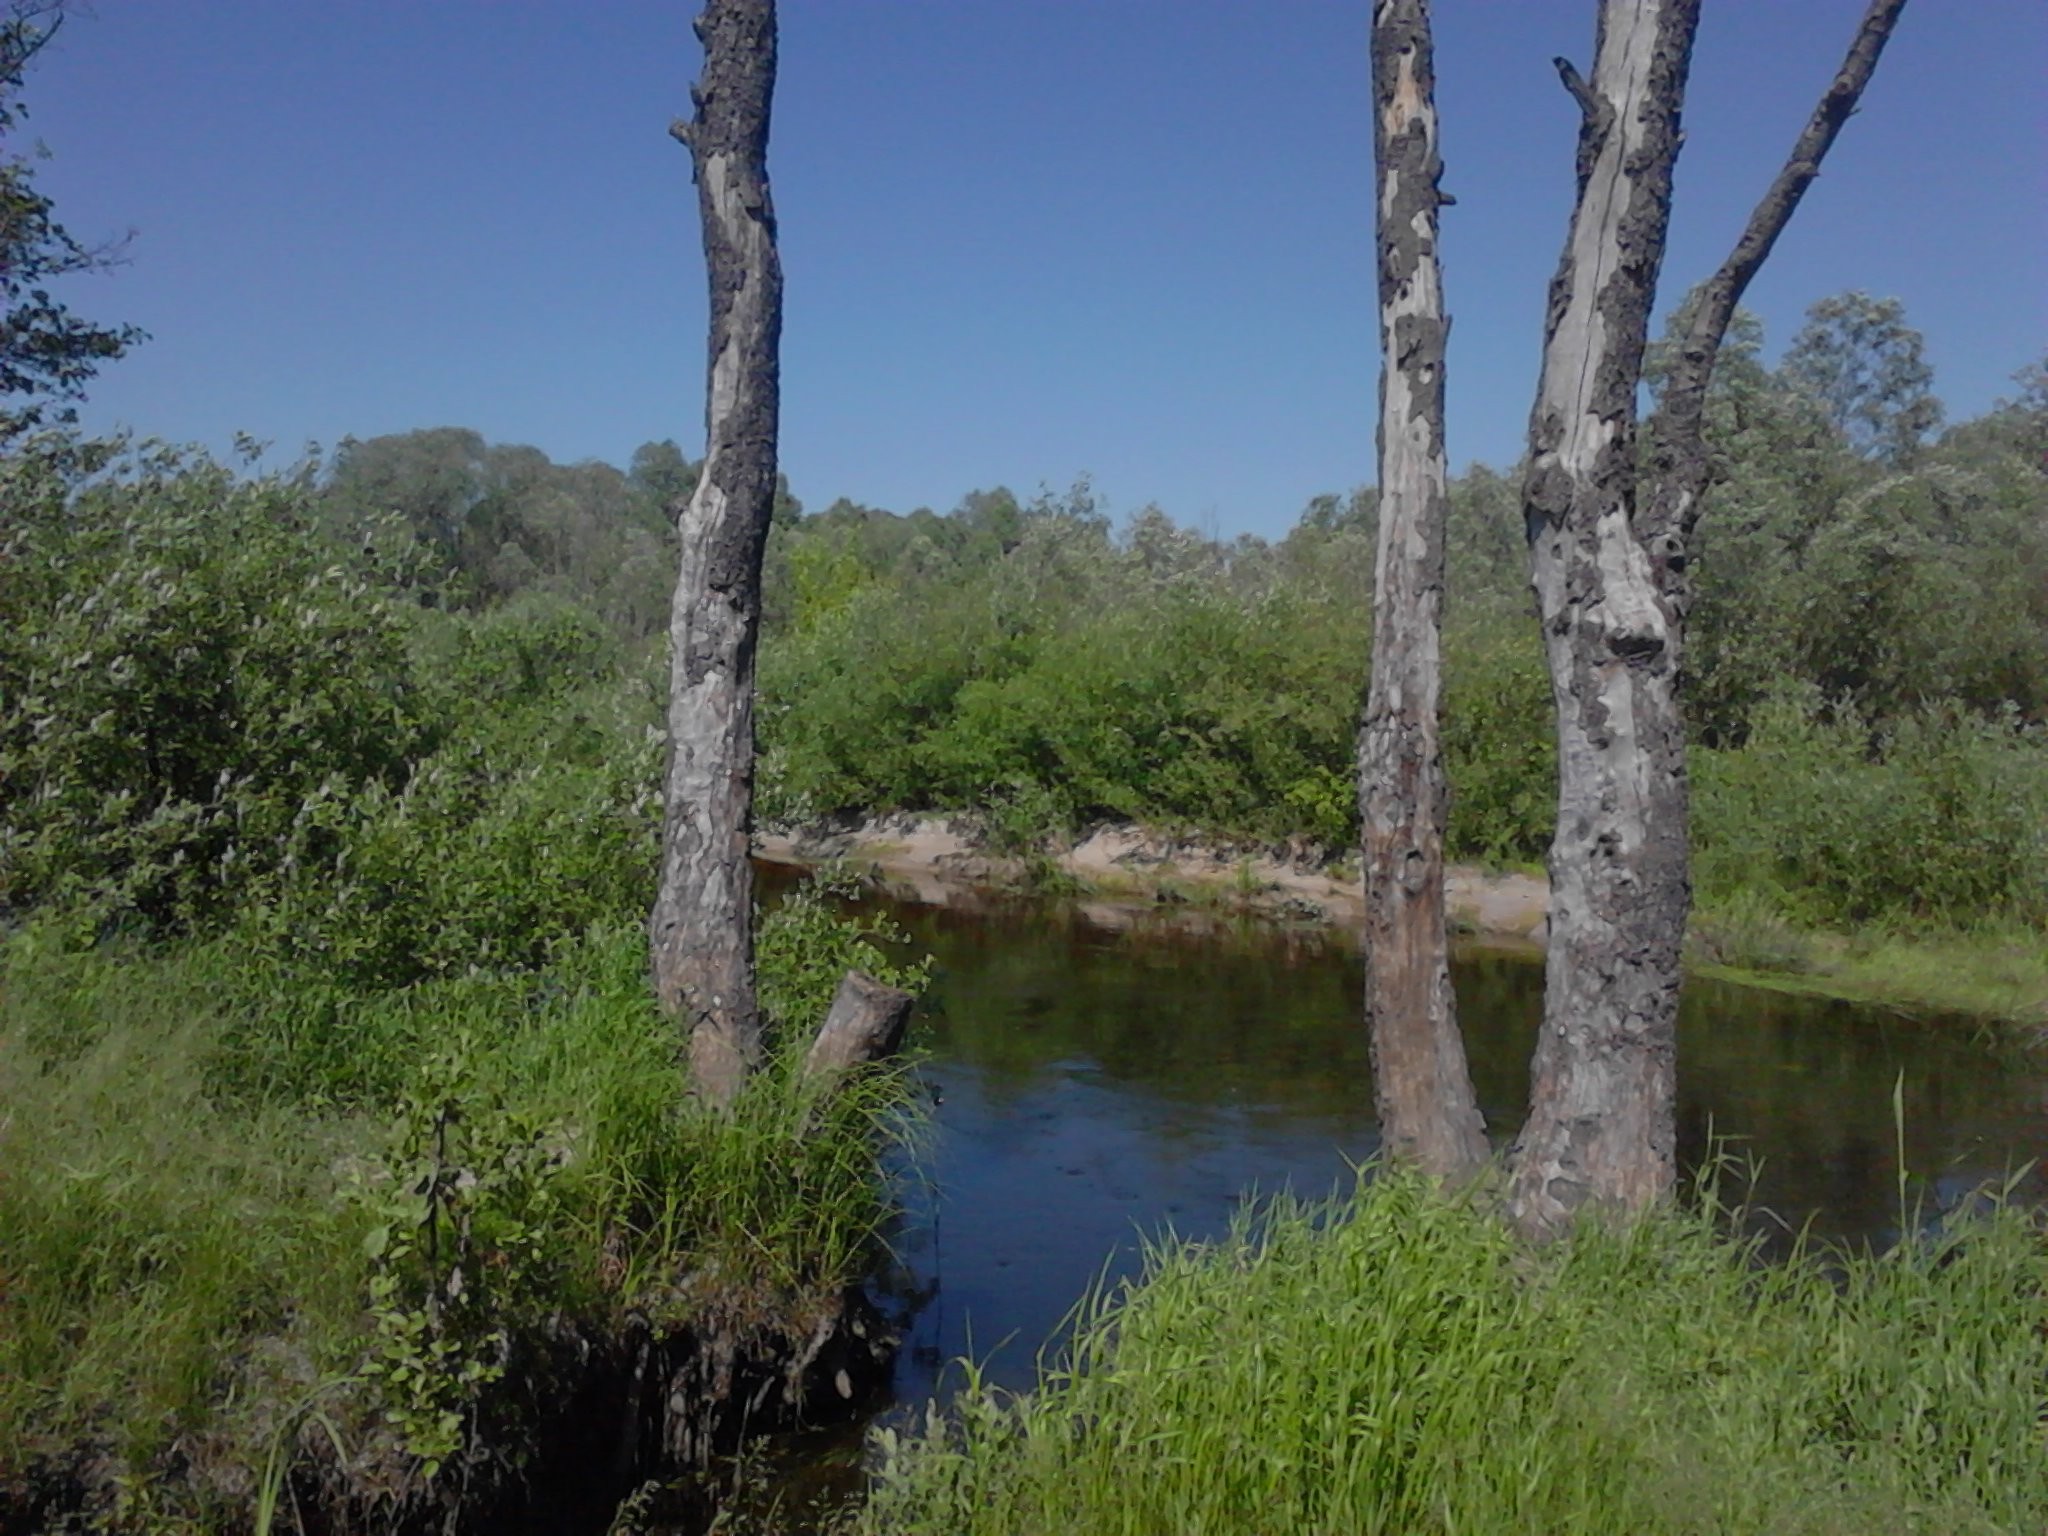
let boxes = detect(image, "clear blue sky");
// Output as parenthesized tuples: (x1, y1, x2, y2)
(29, 1, 2047, 540)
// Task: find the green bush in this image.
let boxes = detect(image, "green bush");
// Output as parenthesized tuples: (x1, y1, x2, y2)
(1693, 692, 2048, 929)
(1442, 610, 1555, 865)
(0, 444, 435, 930)
(0, 441, 672, 1000)
(416, 589, 622, 712)
(225, 676, 660, 1001)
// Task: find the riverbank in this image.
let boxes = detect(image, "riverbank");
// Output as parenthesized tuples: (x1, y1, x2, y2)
(757, 815, 1549, 945)
(757, 815, 2047, 1030)
(858, 1168, 2048, 1535)
(0, 909, 924, 1536)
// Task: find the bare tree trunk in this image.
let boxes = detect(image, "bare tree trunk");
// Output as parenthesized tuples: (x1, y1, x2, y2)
(651, 0, 783, 1110)
(1359, 0, 1487, 1180)
(1506, 0, 1907, 1236)
(1504, 0, 1701, 1236)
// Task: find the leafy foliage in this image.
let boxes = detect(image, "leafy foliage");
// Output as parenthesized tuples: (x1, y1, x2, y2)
(347, 1030, 570, 1479)
(0, 3, 145, 439)
(320, 427, 681, 638)
(0, 444, 436, 930)
(1782, 290, 1944, 463)
(1694, 692, 2048, 929)
(0, 439, 930, 1526)
(752, 295, 2047, 929)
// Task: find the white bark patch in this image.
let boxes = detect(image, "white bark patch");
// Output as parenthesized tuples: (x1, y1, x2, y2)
(702, 154, 750, 428)
(1539, 1, 1665, 478)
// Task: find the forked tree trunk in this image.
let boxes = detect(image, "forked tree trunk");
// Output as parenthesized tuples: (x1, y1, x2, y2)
(1359, 0, 1488, 1180)
(1505, 0, 1701, 1235)
(1638, 0, 1911, 591)
(651, 0, 783, 1110)
(1506, 0, 1907, 1236)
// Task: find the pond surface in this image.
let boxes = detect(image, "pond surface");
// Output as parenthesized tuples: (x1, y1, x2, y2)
(718, 874, 2048, 1526)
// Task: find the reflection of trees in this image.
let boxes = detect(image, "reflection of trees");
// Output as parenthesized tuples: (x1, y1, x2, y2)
(867, 888, 2043, 1246)
(904, 903, 1372, 1121)
(1672, 981, 2036, 1243)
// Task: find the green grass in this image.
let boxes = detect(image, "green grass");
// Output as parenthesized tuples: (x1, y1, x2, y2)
(0, 905, 926, 1529)
(860, 1169, 2048, 1536)
(1687, 901, 2048, 1029)
(0, 940, 367, 1513)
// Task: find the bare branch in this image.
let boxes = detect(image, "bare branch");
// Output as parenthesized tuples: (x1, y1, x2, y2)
(1645, 0, 1910, 555)
(1552, 56, 1600, 121)
(1553, 54, 1616, 190)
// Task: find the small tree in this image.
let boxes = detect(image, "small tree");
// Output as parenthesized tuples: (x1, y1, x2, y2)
(0, 1, 143, 439)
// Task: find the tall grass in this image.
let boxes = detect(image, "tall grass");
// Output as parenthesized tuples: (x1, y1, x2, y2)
(861, 1169, 2048, 1535)
(0, 937, 367, 1501)
(0, 903, 926, 1526)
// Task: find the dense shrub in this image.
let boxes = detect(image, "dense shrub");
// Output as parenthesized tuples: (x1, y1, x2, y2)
(1694, 692, 2048, 929)
(0, 444, 435, 929)
(1441, 610, 1555, 865)
(0, 442, 677, 997)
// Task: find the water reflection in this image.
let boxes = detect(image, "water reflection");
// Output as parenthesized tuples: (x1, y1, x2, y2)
(838, 884, 2045, 1403)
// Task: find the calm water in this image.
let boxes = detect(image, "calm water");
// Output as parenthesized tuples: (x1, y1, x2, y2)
(707, 873, 2048, 1525)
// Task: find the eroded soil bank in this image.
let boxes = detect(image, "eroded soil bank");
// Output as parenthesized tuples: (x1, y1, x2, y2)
(4, 1289, 896, 1536)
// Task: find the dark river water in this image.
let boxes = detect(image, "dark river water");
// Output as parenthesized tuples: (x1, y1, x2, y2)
(700, 873, 2048, 1527)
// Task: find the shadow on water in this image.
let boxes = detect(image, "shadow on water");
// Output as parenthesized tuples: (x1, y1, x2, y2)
(648, 870, 2047, 1531)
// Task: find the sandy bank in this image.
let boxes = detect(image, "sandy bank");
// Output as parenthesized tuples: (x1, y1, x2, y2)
(756, 815, 1549, 947)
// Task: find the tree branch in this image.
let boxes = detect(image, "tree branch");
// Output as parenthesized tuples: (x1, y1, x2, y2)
(0, 1, 66, 84)
(1552, 56, 1601, 121)
(1554, 54, 1615, 190)
(1644, 0, 1910, 558)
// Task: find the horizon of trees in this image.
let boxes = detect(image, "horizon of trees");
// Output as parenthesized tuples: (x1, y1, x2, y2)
(296, 298, 2045, 747)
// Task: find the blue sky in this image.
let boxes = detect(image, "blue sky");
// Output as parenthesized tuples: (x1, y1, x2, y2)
(28, 1, 2047, 540)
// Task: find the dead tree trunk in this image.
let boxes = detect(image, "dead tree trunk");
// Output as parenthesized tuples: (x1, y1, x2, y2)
(1504, 0, 1701, 1235)
(651, 0, 783, 1110)
(1359, 0, 1488, 1180)
(803, 971, 916, 1084)
(1507, 0, 1908, 1236)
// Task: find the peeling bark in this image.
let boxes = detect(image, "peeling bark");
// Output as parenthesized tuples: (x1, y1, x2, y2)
(1359, 0, 1488, 1180)
(1505, 0, 1907, 1237)
(651, 0, 783, 1110)
(1506, 0, 1701, 1236)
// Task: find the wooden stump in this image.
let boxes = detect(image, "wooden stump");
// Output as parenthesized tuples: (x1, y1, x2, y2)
(802, 971, 915, 1084)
